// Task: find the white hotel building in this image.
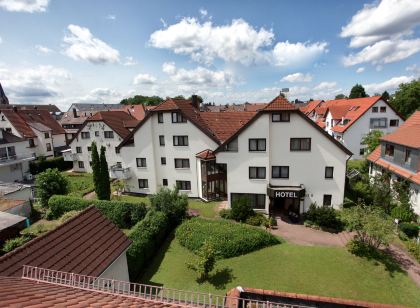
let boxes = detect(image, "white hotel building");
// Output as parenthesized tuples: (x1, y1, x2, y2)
(117, 96, 352, 214)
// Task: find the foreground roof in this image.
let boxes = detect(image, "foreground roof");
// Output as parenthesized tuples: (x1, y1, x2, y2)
(87, 110, 138, 138)
(0, 206, 131, 277)
(380, 111, 420, 149)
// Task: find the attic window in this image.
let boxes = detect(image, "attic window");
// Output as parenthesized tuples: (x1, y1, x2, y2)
(341, 119, 350, 126)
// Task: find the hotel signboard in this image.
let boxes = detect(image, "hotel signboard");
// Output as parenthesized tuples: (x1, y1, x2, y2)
(267, 186, 305, 199)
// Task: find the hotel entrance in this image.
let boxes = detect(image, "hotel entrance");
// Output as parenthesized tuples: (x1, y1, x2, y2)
(267, 185, 305, 222)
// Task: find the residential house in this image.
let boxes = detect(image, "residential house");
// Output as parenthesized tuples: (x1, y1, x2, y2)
(368, 111, 420, 215)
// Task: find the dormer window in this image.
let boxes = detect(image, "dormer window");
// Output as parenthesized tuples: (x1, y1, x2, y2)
(385, 144, 394, 157)
(171, 112, 186, 123)
(341, 119, 350, 126)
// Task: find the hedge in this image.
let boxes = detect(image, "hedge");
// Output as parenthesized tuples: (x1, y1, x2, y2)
(399, 222, 419, 239)
(176, 218, 281, 259)
(47, 195, 147, 229)
(30, 156, 72, 175)
(127, 210, 170, 280)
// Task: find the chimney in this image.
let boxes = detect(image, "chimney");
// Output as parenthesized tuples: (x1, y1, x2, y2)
(191, 94, 199, 109)
(72, 108, 78, 118)
(13, 106, 17, 112)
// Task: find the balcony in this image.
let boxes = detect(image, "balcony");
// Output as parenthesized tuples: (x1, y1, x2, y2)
(110, 165, 131, 180)
(0, 154, 35, 166)
(62, 150, 79, 161)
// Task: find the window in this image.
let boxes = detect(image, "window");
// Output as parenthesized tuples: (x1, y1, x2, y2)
(138, 179, 148, 189)
(46, 143, 52, 151)
(95, 131, 99, 137)
(175, 158, 190, 168)
(223, 138, 238, 152)
(405, 149, 412, 164)
(81, 132, 90, 139)
(136, 158, 147, 167)
(370, 118, 387, 128)
(78, 161, 85, 169)
(28, 139, 35, 147)
(290, 138, 311, 151)
(161, 157, 166, 165)
(0, 148, 7, 159)
(390, 119, 399, 127)
(249, 167, 266, 179)
(231, 193, 265, 209)
(385, 144, 394, 157)
(272, 166, 289, 179)
(380, 106, 386, 113)
(359, 148, 365, 156)
(44, 132, 49, 138)
(372, 107, 378, 113)
(7, 146, 16, 157)
(173, 135, 188, 146)
(325, 166, 334, 179)
(76, 146, 82, 153)
(115, 147, 120, 154)
(159, 135, 165, 146)
(163, 179, 168, 186)
(104, 131, 114, 138)
(272, 112, 290, 122)
(323, 194, 332, 206)
(172, 112, 186, 123)
(115, 162, 122, 168)
(87, 146, 91, 152)
(176, 180, 191, 190)
(158, 112, 164, 123)
(249, 138, 266, 151)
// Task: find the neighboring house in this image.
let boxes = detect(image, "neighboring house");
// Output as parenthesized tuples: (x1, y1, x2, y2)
(0, 129, 34, 182)
(0, 206, 132, 281)
(0, 108, 66, 158)
(66, 111, 138, 174)
(0, 182, 33, 201)
(298, 100, 324, 119)
(117, 96, 351, 214)
(368, 111, 420, 215)
(303, 96, 404, 159)
(203, 102, 267, 112)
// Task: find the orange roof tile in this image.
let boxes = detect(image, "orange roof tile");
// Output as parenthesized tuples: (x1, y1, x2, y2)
(87, 111, 136, 138)
(381, 111, 420, 148)
(299, 100, 323, 114)
(121, 104, 147, 121)
(262, 95, 296, 111)
(195, 149, 216, 160)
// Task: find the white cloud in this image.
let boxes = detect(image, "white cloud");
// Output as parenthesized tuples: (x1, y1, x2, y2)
(0, 0, 49, 13)
(199, 8, 207, 18)
(281, 72, 313, 83)
(343, 38, 420, 66)
(406, 64, 420, 75)
(77, 88, 121, 104)
(356, 67, 365, 73)
(162, 62, 234, 87)
(313, 81, 337, 91)
(160, 18, 167, 28)
(272, 41, 328, 67)
(35, 44, 53, 54)
(0, 36, 2, 44)
(340, 0, 420, 48)
(106, 14, 116, 20)
(123, 56, 138, 66)
(63, 24, 120, 64)
(133, 73, 157, 85)
(364, 75, 415, 94)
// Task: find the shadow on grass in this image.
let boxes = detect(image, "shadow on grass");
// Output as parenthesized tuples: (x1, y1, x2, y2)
(206, 267, 235, 290)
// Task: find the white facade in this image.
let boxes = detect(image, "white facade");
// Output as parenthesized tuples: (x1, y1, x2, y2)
(99, 250, 130, 282)
(0, 137, 34, 182)
(70, 121, 125, 174)
(120, 112, 217, 197)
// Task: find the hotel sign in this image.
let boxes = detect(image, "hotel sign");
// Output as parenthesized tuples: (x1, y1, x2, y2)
(274, 191, 298, 198)
(267, 187, 305, 199)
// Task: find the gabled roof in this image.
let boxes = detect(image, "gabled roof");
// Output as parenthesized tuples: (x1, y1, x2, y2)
(0, 129, 25, 144)
(87, 111, 136, 138)
(69, 103, 124, 112)
(380, 111, 420, 148)
(27, 122, 52, 132)
(196, 149, 216, 160)
(299, 100, 323, 115)
(0, 206, 131, 278)
(121, 104, 147, 120)
(261, 95, 296, 111)
(0, 104, 61, 113)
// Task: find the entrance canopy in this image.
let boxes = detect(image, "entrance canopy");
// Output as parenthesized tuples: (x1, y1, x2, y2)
(267, 185, 305, 199)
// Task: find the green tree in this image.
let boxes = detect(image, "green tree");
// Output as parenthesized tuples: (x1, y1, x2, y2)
(335, 93, 347, 99)
(36, 168, 69, 207)
(230, 196, 254, 222)
(381, 91, 390, 101)
(149, 187, 188, 225)
(187, 240, 217, 282)
(98, 146, 111, 200)
(390, 79, 420, 118)
(173, 95, 186, 100)
(361, 130, 383, 154)
(349, 84, 368, 99)
(91, 142, 101, 197)
(120, 95, 163, 106)
(371, 172, 394, 214)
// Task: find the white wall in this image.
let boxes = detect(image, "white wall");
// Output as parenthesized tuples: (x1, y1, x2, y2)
(52, 133, 67, 148)
(0, 139, 33, 182)
(99, 251, 130, 282)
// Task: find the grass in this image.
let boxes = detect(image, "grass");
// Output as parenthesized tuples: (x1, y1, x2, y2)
(62, 172, 94, 197)
(187, 199, 220, 218)
(112, 194, 151, 205)
(140, 236, 420, 307)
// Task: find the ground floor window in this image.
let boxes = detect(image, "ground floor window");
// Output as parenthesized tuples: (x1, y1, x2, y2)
(176, 180, 191, 191)
(323, 194, 332, 206)
(78, 161, 84, 169)
(138, 179, 148, 189)
(231, 193, 265, 209)
(162, 179, 168, 186)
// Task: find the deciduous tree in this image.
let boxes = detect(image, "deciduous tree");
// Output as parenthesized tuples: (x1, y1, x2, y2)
(349, 84, 368, 99)
(36, 168, 69, 207)
(390, 79, 420, 118)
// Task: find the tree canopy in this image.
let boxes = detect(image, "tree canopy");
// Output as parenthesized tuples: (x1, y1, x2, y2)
(36, 168, 69, 207)
(120, 95, 163, 106)
(361, 130, 383, 155)
(390, 79, 420, 118)
(335, 94, 347, 99)
(349, 84, 368, 99)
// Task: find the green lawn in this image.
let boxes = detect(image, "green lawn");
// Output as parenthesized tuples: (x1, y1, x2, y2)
(141, 236, 420, 307)
(187, 200, 220, 218)
(62, 172, 94, 197)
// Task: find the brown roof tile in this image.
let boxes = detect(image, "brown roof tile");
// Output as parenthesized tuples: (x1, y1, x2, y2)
(122, 104, 147, 121)
(262, 95, 296, 111)
(0, 206, 131, 278)
(380, 111, 420, 148)
(299, 100, 323, 115)
(87, 111, 136, 138)
(195, 149, 216, 160)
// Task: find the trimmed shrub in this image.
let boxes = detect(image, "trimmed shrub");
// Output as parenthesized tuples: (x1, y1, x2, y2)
(59, 210, 81, 223)
(219, 209, 231, 219)
(230, 196, 254, 222)
(391, 207, 415, 223)
(2, 236, 32, 253)
(304, 203, 343, 231)
(150, 187, 188, 226)
(29, 156, 72, 174)
(245, 213, 268, 227)
(176, 218, 281, 259)
(347, 238, 377, 258)
(127, 210, 170, 280)
(48, 195, 147, 229)
(399, 222, 419, 239)
(36, 168, 69, 207)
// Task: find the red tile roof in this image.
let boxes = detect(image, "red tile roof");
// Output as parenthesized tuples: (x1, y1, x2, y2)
(368, 146, 420, 185)
(262, 95, 296, 111)
(299, 100, 323, 115)
(0, 276, 183, 307)
(195, 149, 216, 160)
(380, 111, 420, 148)
(87, 110, 136, 138)
(122, 104, 147, 121)
(0, 206, 131, 278)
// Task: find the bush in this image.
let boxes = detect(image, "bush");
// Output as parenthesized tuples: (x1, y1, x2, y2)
(150, 187, 188, 226)
(2, 236, 32, 253)
(176, 218, 281, 259)
(29, 156, 72, 175)
(21, 221, 58, 237)
(219, 209, 231, 219)
(127, 210, 170, 280)
(230, 196, 254, 222)
(48, 195, 147, 229)
(59, 210, 81, 223)
(304, 203, 343, 231)
(187, 241, 217, 282)
(406, 240, 420, 263)
(245, 213, 268, 227)
(391, 206, 415, 223)
(399, 222, 419, 239)
(347, 238, 377, 258)
(36, 168, 69, 207)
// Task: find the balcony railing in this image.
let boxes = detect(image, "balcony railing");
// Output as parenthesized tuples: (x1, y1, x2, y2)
(110, 165, 131, 180)
(22, 266, 310, 308)
(63, 153, 79, 162)
(0, 154, 35, 166)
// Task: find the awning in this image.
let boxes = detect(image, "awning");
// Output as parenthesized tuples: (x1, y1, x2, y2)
(267, 185, 305, 199)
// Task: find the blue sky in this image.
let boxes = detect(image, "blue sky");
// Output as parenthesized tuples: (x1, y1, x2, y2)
(0, 0, 419, 111)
